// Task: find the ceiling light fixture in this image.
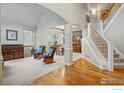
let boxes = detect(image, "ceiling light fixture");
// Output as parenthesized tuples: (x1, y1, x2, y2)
(92, 8, 97, 15)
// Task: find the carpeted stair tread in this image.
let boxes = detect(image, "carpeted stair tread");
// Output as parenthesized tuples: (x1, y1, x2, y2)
(114, 58, 124, 61)
(114, 54, 120, 58)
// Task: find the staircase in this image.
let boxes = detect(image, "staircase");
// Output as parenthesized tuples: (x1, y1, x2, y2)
(84, 24, 124, 71)
(113, 50, 124, 69)
(103, 3, 124, 69)
(95, 37, 124, 69)
(90, 27, 108, 60)
(83, 3, 124, 71)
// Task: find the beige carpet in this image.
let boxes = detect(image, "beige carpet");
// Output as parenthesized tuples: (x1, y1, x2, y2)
(3, 56, 64, 85)
(3, 53, 82, 85)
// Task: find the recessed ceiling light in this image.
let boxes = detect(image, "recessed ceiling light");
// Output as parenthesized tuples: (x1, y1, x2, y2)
(92, 8, 97, 15)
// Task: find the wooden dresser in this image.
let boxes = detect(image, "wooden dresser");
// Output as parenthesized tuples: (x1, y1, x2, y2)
(2, 44, 24, 61)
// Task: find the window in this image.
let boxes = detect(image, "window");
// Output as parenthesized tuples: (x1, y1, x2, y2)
(48, 33, 64, 45)
(23, 30, 35, 45)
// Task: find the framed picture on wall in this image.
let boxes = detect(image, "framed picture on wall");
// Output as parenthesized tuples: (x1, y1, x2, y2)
(6, 29, 18, 41)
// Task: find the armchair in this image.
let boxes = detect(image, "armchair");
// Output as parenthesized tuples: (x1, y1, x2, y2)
(43, 47, 56, 64)
(33, 46, 45, 59)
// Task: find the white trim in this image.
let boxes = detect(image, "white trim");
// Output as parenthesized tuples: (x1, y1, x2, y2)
(114, 63, 124, 65)
(108, 42, 114, 71)
(83, 38, 104, 70)
(65, 62, 73, 66)
(84, 35, 115, 71)
(87, 36, 106, 61)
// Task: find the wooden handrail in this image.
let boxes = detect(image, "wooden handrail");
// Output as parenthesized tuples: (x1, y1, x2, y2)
(103, 3, 115, 21)
(102, 3, 121, 22)
(108, 3, 115, 14)
(90, 27, 106, 43)
(90, 27, 108, 59)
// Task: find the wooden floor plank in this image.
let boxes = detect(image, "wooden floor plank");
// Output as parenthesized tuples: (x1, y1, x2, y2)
(32, 58, 124, 85)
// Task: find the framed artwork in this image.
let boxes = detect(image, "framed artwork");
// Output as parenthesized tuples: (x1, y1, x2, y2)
(6, 29, 18, 41)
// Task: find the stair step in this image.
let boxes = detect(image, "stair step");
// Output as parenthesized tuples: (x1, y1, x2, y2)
(114, 58, 124, 66)
(114, 54, 120, 58)
(114, 58, 124, 62)
(114, 62, 124, 64)
(114, 61, 124, 68)
(114, 65, 124, 69)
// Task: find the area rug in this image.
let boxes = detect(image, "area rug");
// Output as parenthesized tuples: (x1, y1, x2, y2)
(3, 56, 64, 85)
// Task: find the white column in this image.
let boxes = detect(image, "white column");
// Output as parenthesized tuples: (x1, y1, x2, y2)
(100, 20, 104, 33)
(82, 26, 86, 38)
(87, 23, 91, 38)
(81, 26, 84, 55)
(64, 24, 73, 65)
(0, 4, 3, 84)
(100, 20, 103, 32)
(108, 42, 114, 71)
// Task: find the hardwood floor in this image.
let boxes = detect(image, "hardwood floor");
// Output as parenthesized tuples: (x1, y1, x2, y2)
(32, 58, 124, 85)
(0, 62, 2, 84)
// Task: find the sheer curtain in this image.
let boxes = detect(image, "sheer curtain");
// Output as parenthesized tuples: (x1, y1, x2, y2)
(48, 33, 63, 45)
(23, 30, 35, 57)
(23, 30, 35, 45)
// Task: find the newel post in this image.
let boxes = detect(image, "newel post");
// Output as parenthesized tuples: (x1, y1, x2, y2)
(87, 23, 91, 38)
(100, 20, 103, 29)
(108, 42, 114, 71)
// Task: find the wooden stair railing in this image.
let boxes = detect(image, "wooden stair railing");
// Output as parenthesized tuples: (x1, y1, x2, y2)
(90, 27, 108, 60)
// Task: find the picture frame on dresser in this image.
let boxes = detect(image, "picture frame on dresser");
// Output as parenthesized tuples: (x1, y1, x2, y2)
(6, 29, 18, 41)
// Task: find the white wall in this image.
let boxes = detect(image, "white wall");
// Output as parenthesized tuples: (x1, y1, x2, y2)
(36, 10, 66, 47)
(36, 28, 48, 46)
(83, 37, 108, 70)
(40, 3, 88, 29)
(1, 23, 36, 44)
(1, 24, 24, 44)
(1, 4, 42, 28)
(36, 27, 63, 47)
(83, 39, 97, 65)
(104, 5, 124, 54)
(1, 4, 37, 45)
(1, 3, 41, 58)
(0, 4, 3, 84)
(1, 23, 37, 57)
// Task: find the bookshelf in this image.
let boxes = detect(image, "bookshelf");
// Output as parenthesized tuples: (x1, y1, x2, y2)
(72, 36, 81, 53)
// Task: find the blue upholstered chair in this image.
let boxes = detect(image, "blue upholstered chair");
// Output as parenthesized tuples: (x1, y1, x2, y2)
(43, 47, 56, 64)
(33, 46, 45, 58)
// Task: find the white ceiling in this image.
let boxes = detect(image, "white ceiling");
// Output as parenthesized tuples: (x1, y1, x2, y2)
(97, 3, 112, 11)
(1, 3, 112, 32)
(1, 3, 67, 30)
(87, 3, 112, 12)
(1, 4, 44, 28)
(40, 3, 88, 28)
